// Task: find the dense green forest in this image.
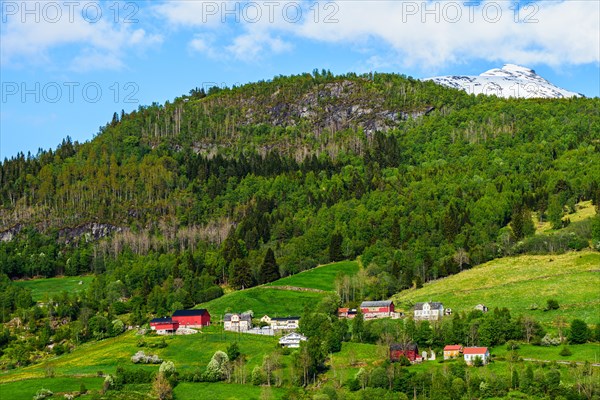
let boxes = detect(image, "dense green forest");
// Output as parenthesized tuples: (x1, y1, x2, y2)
(0, 70, 599, 370)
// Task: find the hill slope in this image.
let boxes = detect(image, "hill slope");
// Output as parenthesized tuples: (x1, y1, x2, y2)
(393, 250, 600, 324)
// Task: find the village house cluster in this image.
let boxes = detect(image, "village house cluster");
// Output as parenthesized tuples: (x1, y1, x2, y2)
(337, 300, 492, 365)
(150, 301, 490, 360)
(151, 308, 306, 347)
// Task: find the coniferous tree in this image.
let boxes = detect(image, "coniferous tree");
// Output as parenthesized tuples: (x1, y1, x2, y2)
(229, 259, 253, 290)
(260, 248, 280, 284)
(329, 233, 344, 262)
(390, 218, 401, 248)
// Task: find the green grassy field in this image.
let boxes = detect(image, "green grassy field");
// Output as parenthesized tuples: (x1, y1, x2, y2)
(393, 251, 600, 325)
(174, 382, 287, 400)
(266, 260, 359, 291)
(0, 376, 103, 400)
(200, 287, 325, 318)
(0, 328, 283, 384)
(493, 343, 600, 363)
(13, 275, 94, 301)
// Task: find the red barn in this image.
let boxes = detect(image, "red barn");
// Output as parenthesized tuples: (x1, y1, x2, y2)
(360, 300, 395, 319)
(150, 318, 179, 334)
(172, 309, 211, 328)
(390, 343, 421, 363)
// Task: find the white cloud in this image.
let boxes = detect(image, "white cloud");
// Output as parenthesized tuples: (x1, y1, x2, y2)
(294, 0, 599, 69)
(226, 30, 292, 61)
(1, 1, 162, 72)
(155, 0, 599, 69)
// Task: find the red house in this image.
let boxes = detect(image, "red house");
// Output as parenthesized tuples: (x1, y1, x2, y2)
(360, 300, 394, 319)
(172, 309, 211, 328)
(390, 343, 421, 363)
(337, 308, 357, 319)
(150, 317, 179, 334)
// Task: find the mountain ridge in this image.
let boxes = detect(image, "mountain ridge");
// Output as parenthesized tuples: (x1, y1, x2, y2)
(425, 64, 582, 99)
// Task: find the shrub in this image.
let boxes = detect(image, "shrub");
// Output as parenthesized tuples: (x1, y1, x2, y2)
(131, 350, 162, 364)
(159, 361, 176, 376)
(545, 299, 560, 311)
(559, 346, 572, 356)
(506, 340, 520, 351)
(569, 319, 590, 344)
(33, 388, 53, 400)
(251, 365, 264, 386)
(541, 334, 561, 346)
(227, 342, 240, 361)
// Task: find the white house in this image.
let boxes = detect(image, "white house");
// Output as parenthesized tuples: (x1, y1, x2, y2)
(260, 315, 299, 331)
(463, 347, 490, 365)
(413, 302, 444, 321)
(223, 312, 252, 332)
(279, 332, 307, 348)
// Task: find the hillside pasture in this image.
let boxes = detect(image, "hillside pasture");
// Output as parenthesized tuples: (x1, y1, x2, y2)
(174, 382, 287, 400)
(200, 287, 326, 318)
(13, 275, 94, 302)
(393, 251, 600, 325)
(266, 260, 359, 291)
(0, 376, 102, 400)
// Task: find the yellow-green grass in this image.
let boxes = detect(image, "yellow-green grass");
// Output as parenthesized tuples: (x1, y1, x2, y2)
(0, 328, 283, 384)
(535, 200, 596, 234)
(493, 343, 600, 363)
(393, 251, 600, 325)
(324, 342, 385, 382)
(0, 376, 102, 400)
(174, 382, 286, 400)
(13, 275, 94, 302)
(265, 261, 359, 291)
(199, 287, 325, 318)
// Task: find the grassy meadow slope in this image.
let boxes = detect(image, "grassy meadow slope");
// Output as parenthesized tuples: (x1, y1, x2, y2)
(13, 275, 94, 301)
(393, 250, 600, 324)
(199, 260, 359, 317)
(265, 260, 359, 291)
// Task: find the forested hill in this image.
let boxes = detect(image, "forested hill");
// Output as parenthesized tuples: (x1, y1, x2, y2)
(1, 70, 599, 294)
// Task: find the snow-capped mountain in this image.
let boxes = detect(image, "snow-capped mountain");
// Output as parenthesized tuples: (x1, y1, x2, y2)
(425, 64, 581, 99)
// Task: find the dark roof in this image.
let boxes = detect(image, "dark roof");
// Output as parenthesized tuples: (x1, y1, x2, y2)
(413, 302, 443, 310)
(361, 300, 393, 307)
(271, 316, 300, 321)
(150, 317, 173, 324)
(224, 313, 252, 322)
(172, 309, 209, 317)
(390, 343, 418, 351)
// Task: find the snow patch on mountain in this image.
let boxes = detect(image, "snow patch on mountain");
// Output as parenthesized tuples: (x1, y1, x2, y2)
(425, 64, 581, 99)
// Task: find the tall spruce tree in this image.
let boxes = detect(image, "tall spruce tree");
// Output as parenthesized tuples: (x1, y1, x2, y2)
(260, 248, 280, 284)
(329, 232, 344, 262)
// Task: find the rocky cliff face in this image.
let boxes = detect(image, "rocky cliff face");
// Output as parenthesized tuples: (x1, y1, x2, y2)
(236, 80, 434, 135)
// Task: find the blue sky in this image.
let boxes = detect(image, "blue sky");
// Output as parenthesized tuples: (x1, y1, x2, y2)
(1, 0, 599, 159)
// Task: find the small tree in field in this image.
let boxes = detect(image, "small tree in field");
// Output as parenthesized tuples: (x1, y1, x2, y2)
(205, 350, 230, 381)
(153, 372, 173, 400)
(569, 319, 589, 344)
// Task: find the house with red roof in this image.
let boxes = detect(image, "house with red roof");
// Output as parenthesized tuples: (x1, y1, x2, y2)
(443, 345, 463, 360)
(463, 347, 490, 365)
(390, 343, 422, 363)
(149, 317, 179, 335)
(172, 309, 211, 328)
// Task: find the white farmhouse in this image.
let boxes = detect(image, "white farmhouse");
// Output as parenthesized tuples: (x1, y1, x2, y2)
(260, 315, 299, 331)
(413, 302, 444, 321)
(279, 332, 307, 348)
(463, 347, 490, 365)
(224, 312, 252, 332)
